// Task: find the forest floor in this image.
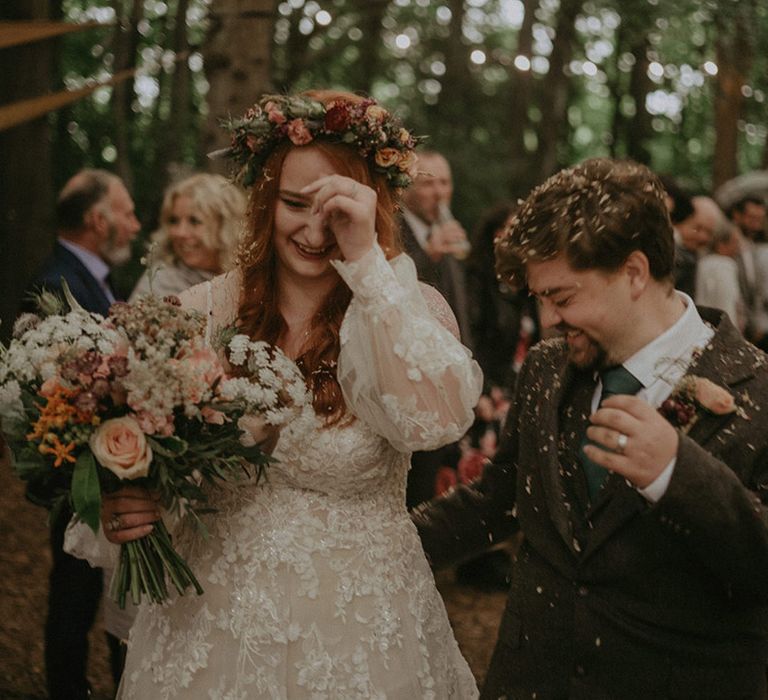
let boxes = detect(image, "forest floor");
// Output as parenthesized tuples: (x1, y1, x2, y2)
(0, 453, 506, 699)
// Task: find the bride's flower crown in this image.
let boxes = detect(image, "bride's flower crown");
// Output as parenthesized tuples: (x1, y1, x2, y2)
(218, 94, 421, 190)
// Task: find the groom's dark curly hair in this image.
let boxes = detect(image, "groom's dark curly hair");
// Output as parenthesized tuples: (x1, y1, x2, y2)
(495, 158, 674, 288)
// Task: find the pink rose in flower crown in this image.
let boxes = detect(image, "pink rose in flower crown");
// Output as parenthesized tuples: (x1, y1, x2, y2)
(365, 104, 388, 123)
(287, 119, 313, 146)
(90, 416, 153, 479)
(264, 101, 287, 125)
(398, 149, 417, 175)
(375, 147, 401, 169)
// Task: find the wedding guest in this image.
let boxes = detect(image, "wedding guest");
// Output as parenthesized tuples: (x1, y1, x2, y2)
(26, 169, 140, 700)
(728, 195, 767, 344)
(695, 221, 745, 332)
(467, 202, 538, 390)
(669, 184, 713, 298)
(729, 194, 767, 241)
(399, 149, 473, 348)
(87, 90, 483, 697)
(129, 173, 247, 300)
(414, 158, 768, 698)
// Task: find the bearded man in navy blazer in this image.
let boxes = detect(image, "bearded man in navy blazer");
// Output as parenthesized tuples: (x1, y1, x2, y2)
(414, 159, 768, 699)
(26, 169, 140, 699)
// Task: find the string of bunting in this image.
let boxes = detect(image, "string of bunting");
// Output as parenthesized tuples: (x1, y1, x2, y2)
(0, 20, 108, 50)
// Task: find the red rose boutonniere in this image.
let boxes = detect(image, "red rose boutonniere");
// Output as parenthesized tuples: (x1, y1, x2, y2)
(659, 376, 736, 433)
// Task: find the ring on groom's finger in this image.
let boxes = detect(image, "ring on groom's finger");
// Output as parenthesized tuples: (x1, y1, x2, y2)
(107, 514, 122, 532)
(616, 433, 628, 454)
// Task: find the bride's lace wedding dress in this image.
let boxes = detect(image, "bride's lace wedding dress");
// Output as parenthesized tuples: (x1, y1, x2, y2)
(99, 244, 481, 699)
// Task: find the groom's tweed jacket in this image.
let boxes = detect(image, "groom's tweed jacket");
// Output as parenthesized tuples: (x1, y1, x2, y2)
(415, 308, 768, 699)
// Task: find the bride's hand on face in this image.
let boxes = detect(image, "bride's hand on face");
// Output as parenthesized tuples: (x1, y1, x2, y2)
(300, 175, 377, 262)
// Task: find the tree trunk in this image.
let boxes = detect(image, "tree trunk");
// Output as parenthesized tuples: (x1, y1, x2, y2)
(354, 0, 387, 95)
(201, 0, 276, 167)
(438, 0, 472, 140)
(0, 0, 56, 342)
(625, 37, 653, 164)
(155, 0, 192, 180)
(111, 0, 143, 190)
(536, 0, 580, 181)
(712, 3, 755, 189)
(507, 0, 537, 195)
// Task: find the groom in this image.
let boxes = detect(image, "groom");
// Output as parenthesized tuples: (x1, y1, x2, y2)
(414, 158, 768, 698)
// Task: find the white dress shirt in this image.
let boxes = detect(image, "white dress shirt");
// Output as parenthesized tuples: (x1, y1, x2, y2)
(590, 292, 714, 502)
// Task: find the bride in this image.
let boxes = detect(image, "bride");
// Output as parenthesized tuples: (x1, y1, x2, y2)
(99, 90, 483, 698)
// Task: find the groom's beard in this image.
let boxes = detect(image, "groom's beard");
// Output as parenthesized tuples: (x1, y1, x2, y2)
(561, 325, 608, 371)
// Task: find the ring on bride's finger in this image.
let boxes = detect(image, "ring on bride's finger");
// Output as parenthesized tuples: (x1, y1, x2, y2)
(616, 433, 628, 454)
(107, 514, 122, 532)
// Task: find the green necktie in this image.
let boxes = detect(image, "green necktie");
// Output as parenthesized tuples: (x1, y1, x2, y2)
(580, 365, 643, 500)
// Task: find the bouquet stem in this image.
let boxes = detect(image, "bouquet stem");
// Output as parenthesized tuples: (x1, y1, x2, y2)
(111, 519, 204, 608)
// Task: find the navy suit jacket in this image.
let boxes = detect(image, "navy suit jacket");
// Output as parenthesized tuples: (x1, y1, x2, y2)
(27, 241, 113, 316)
(22, 242, 114, 506)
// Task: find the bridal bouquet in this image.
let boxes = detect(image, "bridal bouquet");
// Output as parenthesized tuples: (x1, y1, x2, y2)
(0, 291, 309, 607)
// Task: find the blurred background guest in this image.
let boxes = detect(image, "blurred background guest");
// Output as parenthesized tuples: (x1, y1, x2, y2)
(695, 220, 745, 333)
(130, 173, 247, 300)
(727, 195, 768, 345)
(466, 202, 539, 391)
(399, 149, 473, 349)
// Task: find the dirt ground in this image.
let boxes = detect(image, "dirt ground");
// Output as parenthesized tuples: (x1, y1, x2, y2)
(0, 453, 506, 699)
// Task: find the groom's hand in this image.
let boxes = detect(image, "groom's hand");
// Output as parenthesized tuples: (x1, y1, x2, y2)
(584, 394, 678, 489)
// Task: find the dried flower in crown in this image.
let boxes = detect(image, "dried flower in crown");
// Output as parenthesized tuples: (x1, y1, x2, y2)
(659, 375, 736, 433)
(216, 94, 421, 190)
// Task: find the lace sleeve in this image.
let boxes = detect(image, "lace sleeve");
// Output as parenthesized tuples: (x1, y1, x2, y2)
(331, 243, 483, 452)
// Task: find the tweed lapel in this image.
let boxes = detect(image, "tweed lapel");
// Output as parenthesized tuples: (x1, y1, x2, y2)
(536, 359, 591, 554)
(684, 309, 757, 443)
(580, 308, 757, 562)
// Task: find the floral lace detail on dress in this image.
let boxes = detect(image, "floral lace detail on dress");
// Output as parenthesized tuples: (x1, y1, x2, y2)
(121, 412, 478, 699)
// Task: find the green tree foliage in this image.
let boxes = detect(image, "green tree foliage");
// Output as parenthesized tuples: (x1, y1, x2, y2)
(39, 0, 768, 233)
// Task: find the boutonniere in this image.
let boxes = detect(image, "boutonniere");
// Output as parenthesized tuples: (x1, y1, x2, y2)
(659, 376, 737, 433)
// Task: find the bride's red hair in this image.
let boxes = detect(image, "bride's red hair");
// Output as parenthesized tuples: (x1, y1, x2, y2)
(236, 90, 403, 424)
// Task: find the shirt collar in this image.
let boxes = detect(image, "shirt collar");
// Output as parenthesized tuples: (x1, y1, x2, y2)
(58, 237, 111, 286)
(622, 292, 710, 389)
(401, 206, 431, 249)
